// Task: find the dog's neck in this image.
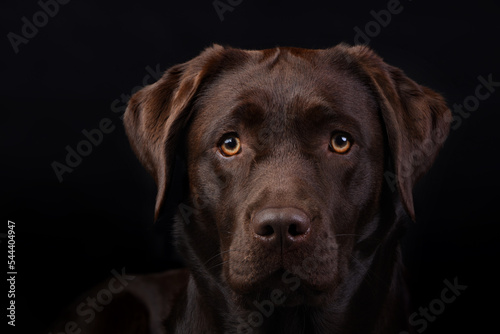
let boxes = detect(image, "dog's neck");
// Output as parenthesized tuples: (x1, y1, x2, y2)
(167, 203, 411, 334)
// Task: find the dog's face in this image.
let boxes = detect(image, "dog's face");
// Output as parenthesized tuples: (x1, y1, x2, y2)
(124, 44, 450, 307)
(185, 54, 385, 303)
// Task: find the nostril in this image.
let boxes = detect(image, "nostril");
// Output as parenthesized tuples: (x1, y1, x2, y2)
(257, 224, 275, 237)
(288, 223, 300, 237)
(288, 220, 310, 237)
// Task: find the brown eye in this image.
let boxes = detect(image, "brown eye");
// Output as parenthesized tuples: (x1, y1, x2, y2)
(219, 134, 241, 156)
(329, 132, 352, 154)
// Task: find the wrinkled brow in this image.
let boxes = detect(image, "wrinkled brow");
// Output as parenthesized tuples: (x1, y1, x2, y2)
(200, 101, 267, 145)
(302, 104, 361, 132)
(230, 102, 267, 125)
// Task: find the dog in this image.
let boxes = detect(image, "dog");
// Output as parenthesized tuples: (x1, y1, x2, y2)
(50, 44, 451, 334)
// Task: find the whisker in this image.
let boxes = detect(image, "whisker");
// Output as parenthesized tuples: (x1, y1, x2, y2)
(203, 247, 245, 272)
(206, 260, 230, 272)
(202, 248, 244, 267)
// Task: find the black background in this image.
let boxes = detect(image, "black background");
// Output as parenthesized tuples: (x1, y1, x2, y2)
(2, 0, 499, 333)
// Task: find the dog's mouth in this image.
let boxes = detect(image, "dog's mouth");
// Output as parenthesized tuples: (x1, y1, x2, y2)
(230, 268, 335, 308)
(223, 228, 341, 306)
(225, 254, 340, 307)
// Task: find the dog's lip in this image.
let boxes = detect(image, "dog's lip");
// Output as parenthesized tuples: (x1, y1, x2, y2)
(232, 266, 333, 294)
(233, 268, 333, 307)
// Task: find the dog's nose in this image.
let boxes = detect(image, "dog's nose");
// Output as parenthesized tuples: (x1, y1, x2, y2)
(252, 208, 311, 249)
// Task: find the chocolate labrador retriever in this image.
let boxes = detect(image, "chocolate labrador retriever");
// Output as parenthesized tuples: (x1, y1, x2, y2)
(50, 44, 451, 334)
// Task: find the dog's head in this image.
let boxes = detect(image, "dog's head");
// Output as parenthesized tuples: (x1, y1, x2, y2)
(124, 44, 450, 306)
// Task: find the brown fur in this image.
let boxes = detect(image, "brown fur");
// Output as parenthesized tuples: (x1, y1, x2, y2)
(52, 44, 451, 334)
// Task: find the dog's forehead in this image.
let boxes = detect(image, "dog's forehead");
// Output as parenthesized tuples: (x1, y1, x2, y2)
(194, 48, 378, 130)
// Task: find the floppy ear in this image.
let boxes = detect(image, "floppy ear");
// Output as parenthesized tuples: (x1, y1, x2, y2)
(339, 45, 452, 221)
(123, 44, 227, 221)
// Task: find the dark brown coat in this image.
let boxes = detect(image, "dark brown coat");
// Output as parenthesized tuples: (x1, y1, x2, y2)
(52, 44, 451, 334)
